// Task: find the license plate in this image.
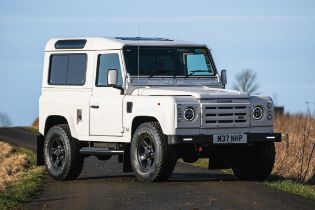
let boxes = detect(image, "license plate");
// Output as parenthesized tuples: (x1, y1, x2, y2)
(213, 134, 247, 144)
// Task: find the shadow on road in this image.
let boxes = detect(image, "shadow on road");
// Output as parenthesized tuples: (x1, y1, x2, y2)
(77, 174, 135, 181)
(75, 172, 238, 182)
(170, 172, 238, 182)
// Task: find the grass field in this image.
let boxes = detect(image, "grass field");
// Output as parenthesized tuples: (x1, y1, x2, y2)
(266, 175, 315, 200)
(0, 141, 44, 210)
(273, 113, 315, 183)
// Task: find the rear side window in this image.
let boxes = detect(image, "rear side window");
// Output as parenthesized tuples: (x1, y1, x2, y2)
(49, 54, 87, 85)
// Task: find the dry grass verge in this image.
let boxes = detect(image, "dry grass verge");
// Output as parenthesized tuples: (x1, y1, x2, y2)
(0, 142, 30, 191)
(273, 113, 315, 183)
(0, 141, 44, 209)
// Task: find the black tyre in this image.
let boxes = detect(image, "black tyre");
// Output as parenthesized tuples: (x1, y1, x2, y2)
(130, 122, 177, 182)
(44, 124, 84, 180)
(178, 144, 199, 163)
(232, 142, 275, 181)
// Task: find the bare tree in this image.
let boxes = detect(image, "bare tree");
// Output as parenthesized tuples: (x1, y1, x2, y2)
(233, 69, 260, 95)
(0, 112, 12, 127)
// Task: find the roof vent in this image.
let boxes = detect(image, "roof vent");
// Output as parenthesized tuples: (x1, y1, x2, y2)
(55, 39, 87, 49)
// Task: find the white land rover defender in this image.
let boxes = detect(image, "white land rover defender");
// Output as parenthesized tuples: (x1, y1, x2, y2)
(37, 37, 281, 182)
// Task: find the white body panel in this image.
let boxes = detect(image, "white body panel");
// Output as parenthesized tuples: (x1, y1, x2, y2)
(90, 89, 124, 136)
(39, 88, 91, 139)
(133, 86, 249, 99)
(122, 95, 177, 136)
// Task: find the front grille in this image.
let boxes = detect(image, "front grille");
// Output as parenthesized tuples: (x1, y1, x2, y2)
(202, 103, 250, 128)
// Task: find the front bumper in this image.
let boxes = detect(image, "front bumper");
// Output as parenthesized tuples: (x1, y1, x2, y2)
(168, 133, 282, 144)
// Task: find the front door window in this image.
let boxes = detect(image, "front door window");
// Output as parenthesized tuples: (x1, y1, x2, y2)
(96, 53, 123, 86)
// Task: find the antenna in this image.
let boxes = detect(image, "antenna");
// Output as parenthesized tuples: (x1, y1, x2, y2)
(137, 25, 140, 95)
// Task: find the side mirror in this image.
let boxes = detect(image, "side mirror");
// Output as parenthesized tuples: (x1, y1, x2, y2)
(107, 69, 118, 86)
(221, 69, 227, 87)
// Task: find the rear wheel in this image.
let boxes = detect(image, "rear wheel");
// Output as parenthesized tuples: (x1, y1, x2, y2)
(232, 142, 275, 181)
(44, 124, 84, 180)
(130, 122, 177, 182)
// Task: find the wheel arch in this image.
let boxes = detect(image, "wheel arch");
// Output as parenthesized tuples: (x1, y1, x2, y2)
(131, 116, 160, 137)
(43, 115, 77, 138)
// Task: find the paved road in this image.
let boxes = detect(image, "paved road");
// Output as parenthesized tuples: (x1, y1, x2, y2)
(0, 127, 37, 151)
(1, 128, 314, 210)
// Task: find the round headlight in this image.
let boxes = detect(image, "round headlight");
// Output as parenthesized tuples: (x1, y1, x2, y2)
(184, 107, 195, 121)
(253, 106, 263, 120)
(267, 102, 273, 109)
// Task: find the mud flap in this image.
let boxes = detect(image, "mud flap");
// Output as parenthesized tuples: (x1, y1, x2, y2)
(37, 134, 45, 166)
(123, 144, 133, 172)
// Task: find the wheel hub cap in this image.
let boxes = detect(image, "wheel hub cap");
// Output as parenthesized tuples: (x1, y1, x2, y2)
(137, 135, 155, 171)
(49, 138, 65, 169)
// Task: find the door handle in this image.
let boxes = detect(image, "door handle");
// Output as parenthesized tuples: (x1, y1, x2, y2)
(90, 105, 99, 109)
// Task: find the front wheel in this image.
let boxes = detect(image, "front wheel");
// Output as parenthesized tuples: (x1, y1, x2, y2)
(130, 122, 177, 182)
(232, 142, 275, 181)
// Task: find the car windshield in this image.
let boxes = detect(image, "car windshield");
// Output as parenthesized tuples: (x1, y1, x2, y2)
(123, 46, 215, 77)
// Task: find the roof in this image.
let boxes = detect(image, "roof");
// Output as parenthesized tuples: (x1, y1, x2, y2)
(45, 37, 207, 51)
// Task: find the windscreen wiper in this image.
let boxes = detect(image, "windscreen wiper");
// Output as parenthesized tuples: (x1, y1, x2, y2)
(188, 70, 209, 76)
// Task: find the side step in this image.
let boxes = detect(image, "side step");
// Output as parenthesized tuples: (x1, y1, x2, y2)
(80, 147, 124, 156)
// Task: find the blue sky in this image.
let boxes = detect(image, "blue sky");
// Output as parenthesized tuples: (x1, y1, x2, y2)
(1, 0, 315, 126)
